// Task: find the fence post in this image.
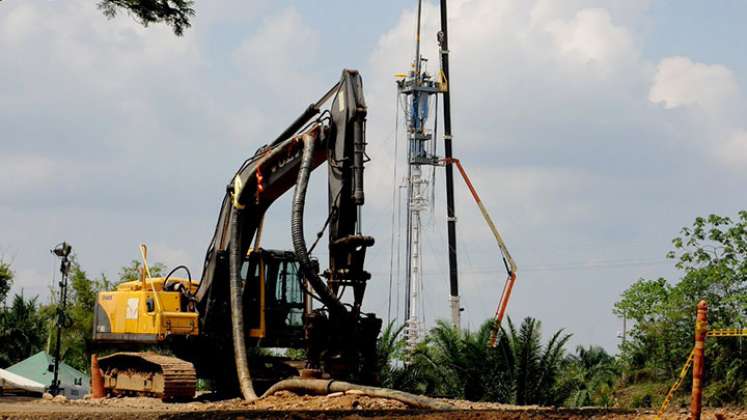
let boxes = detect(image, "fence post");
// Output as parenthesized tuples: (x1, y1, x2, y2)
(690, 300, 707, 420)
(91, 353, 105, 399)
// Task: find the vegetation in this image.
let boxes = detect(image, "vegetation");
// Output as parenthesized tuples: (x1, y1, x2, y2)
(378, 317, 577, 405)
(0, 261, 47, 367)
(0, 211, 744, 408)
(614, 212, 747, 407)
(0, 294, 47, 367)
(119, 259, 166, 283)
(0, 261, 12, 304)
(97, 0, 195, 36)
(558, 345, 619, 407)
(42, 260, 113, 371)
(373, 212, 746, 408)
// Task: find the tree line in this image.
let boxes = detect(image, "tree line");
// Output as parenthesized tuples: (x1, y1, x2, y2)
(0, 211, 744, 408)
(377, 211, 747, 408)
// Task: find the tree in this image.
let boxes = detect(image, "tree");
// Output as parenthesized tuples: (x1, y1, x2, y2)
(0, 260, 13, 305)
(381, 317, 572, 405)
(507, 317, 572, 405)
(119, 259, 166, 283)
(97, 0, 195, 36)
(43, 258, 112, 371)
(614, 212, 747, 405)
(0, 261, 47, 367)
(559, 346, 619, 407)
(377, 321, 406, 388)
(0, 294, 47, 367)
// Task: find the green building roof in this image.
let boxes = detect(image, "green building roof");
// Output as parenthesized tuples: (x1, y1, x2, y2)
(6, 351, 89, 389)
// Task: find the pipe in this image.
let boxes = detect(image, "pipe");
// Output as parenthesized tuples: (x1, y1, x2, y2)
(690, 300, 708, 420)
(90, 354, 104, 399)
(228, 206, 257, 400)
(291, 134, 348, 317)
(439, 0, 460, 329)
(261, 378, 452, 410)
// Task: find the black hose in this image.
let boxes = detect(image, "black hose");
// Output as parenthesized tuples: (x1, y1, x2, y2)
(163, 265, 192, 290)
(228, 206, 257, 400)
(291, 134, 347, 317)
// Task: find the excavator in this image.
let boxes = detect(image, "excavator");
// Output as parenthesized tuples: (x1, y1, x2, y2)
(91, 70, 382, 400)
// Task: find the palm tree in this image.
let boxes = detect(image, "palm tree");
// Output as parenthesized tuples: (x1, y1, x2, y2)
(0, 294, 46, 366)
(560, 345, 619, 407)
(377, 321, 405, 387)
(505, 317, 572, 405)
(395, 317, 571, 405)
(376, 321, 440, 394)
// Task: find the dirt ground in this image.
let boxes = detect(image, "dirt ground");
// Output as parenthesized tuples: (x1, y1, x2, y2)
(0, 394, 745, 419)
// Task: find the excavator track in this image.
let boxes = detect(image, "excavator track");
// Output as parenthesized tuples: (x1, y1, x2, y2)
(98, 352, 196, 401)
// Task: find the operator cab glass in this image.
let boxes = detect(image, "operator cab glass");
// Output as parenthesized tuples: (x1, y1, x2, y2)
(240, 249, 307, 347)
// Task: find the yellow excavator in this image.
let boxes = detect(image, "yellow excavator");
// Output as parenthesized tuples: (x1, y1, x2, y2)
(92, 70, 381, 400)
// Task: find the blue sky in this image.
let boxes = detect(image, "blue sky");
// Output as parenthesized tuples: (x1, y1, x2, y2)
(1, 0, 746, 352)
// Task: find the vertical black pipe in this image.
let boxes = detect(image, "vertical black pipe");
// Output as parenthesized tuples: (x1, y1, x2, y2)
(414, 0, 423, 79)
(439, 0, 460, 326)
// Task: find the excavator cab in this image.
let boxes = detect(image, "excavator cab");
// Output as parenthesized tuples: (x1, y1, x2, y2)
(241, 249, 310, 348)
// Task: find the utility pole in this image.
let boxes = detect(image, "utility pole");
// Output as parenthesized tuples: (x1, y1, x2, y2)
(49, 242, 72, 396)
(438, 0, 461, 328)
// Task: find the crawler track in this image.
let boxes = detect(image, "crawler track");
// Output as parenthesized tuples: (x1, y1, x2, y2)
(98, 352, 196, 401)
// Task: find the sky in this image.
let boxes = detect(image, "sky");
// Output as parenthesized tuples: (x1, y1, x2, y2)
(1, 0, 746, 353)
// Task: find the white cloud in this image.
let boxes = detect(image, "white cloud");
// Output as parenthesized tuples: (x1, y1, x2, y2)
(648, 56, 746, 168)
(233, 7, 320, 97)
(649, 56, 739, 111)
(546, 8, 636, 71)
(196, 1, 269, 26)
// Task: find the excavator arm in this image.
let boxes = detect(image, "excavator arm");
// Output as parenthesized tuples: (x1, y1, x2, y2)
(197, 70, 369, 311)
(193, 70, 380, 394)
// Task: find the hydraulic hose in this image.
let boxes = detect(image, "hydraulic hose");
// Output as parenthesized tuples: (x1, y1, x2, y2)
(291, 134, 347, 317)
(261, 378, 451, 410)
(228, 206, 258, 400)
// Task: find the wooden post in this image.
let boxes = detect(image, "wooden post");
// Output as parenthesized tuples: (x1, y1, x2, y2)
(690, 300, 707, 420)
(91, 354, 105, 399)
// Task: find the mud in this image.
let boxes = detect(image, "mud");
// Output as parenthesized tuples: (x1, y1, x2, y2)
(0, 394, 744, 419)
